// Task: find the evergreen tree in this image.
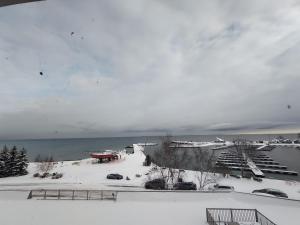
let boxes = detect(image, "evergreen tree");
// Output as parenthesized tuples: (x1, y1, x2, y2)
(16, 148, 29, 175)
(0, 145, 29, 178)
(0, 147, 4, 177)
(0, 146, 10, 177)
(8, 146, 18, 176)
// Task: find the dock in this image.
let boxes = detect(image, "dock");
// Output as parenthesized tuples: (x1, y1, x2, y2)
(220, 166, 298, 176)
(245, 155, 264, 177)
(216, 149, 298, 177)
(216, 162, 287, 169)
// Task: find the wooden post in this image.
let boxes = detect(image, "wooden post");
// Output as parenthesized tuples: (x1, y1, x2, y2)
(101, 190, 103, 200)
(72, 190, 75, 200)
(230, 208, 234, 222)
(44, 190, 47, 200)
(58, 190, 60, 200)
(87, 190, 89, 200)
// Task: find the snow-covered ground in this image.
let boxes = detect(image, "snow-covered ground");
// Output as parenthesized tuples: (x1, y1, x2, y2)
(0, 144, 299, 201)
(0, 144, 149, 190)
(1, 144, 300, 225)
(0, 191, 299, 225)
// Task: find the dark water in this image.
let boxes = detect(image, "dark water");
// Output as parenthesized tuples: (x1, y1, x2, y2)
(0, 134, 299, 181)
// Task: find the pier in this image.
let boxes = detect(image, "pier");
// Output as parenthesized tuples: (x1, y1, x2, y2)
(245, 156, 264, 177)
(216, 149, 298, 177)
(216, 162, 287, 169)
(220, 166, 298, 176)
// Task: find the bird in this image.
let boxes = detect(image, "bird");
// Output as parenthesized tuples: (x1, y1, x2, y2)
(71, 32, 74, 36)
(40, 72, 43, 76)
(287, 105, 291, 109)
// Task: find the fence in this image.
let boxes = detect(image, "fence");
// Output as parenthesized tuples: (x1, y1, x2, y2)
(206, 208, 276, 225)
(27, 189, 118, 201)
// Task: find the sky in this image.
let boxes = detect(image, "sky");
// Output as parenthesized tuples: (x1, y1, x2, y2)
(0, 0, 300, 139)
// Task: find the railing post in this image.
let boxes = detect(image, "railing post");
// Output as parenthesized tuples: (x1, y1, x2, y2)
(44, 190, 47, 200)
(87, 190, 89, 200)
(58, 190, 60, 200)
(230, 208, 234, 222)
(255, 209, 258, 222)
(101, 191, 103, 200)
(27, 190, 32, 199)
(72, 190, 75, 200)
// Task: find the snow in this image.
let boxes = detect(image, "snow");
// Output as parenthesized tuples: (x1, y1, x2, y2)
(0, 144, 299, 201)
(217, 176, 300, 200)
(1, 144, 300, 224)
(0, 144, 149, 190)
(0, 191, 299, 225)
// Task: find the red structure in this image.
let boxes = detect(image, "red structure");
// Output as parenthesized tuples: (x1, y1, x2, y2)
(90, 152, 119, 163)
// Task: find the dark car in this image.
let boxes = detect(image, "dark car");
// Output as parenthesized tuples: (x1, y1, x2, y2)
(173, 182, 196, 190)
(293, 139, 300, 144)
(253, 176, 262, 182)
(106, 173, 123, 180)
(252, 188, 288, 198)
(145, 179, 165, 190)
(230, 174, 241, 179)
(213, 184, 234, 191)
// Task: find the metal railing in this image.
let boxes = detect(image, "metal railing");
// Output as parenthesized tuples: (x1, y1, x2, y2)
(206, 208, 276, 225)
(27, 189, 118, 201)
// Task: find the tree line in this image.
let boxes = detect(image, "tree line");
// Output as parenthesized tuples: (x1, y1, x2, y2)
(0, 145, 28, 178)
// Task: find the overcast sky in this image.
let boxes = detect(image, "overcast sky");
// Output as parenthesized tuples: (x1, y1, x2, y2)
(0, 0, 300, 139)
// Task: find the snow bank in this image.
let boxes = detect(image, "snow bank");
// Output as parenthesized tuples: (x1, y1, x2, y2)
(0, 191, 299, 225)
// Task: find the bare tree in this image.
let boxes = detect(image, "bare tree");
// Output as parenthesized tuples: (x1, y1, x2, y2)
(150, 136, 191, 188)
(37, 155, 54, 173)
(191, 148, 217, 189)
(214, 162, 230, 177)
(232, 139, 254, 177)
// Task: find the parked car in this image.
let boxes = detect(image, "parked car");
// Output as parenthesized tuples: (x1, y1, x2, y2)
(253, 176, 262, 182)
(282, 139, 292, 144)
(213, 184, 234, 191)
(230, 174, 241, 179)
(173, 182, 196, 190)
(293, 139, 300, 144)
(145, 179, 165, 190)
(106, 173, 123, 180)
(252, 188, 288, 198)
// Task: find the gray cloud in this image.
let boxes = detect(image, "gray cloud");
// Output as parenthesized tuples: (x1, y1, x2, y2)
(0, 0, 300, 139)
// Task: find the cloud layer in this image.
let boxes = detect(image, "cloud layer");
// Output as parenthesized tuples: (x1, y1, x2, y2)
(0, 0, 300, 139)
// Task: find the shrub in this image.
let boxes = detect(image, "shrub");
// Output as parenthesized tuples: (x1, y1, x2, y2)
(33, 173, 40, 178)
(52, 173, 63, 179)
(40, 172, 50, 178)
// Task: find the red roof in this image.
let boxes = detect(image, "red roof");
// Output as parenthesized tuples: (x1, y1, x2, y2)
(90, 153, 117, 159)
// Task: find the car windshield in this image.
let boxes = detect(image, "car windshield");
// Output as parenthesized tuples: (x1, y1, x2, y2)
(0, 1, 299, 225)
